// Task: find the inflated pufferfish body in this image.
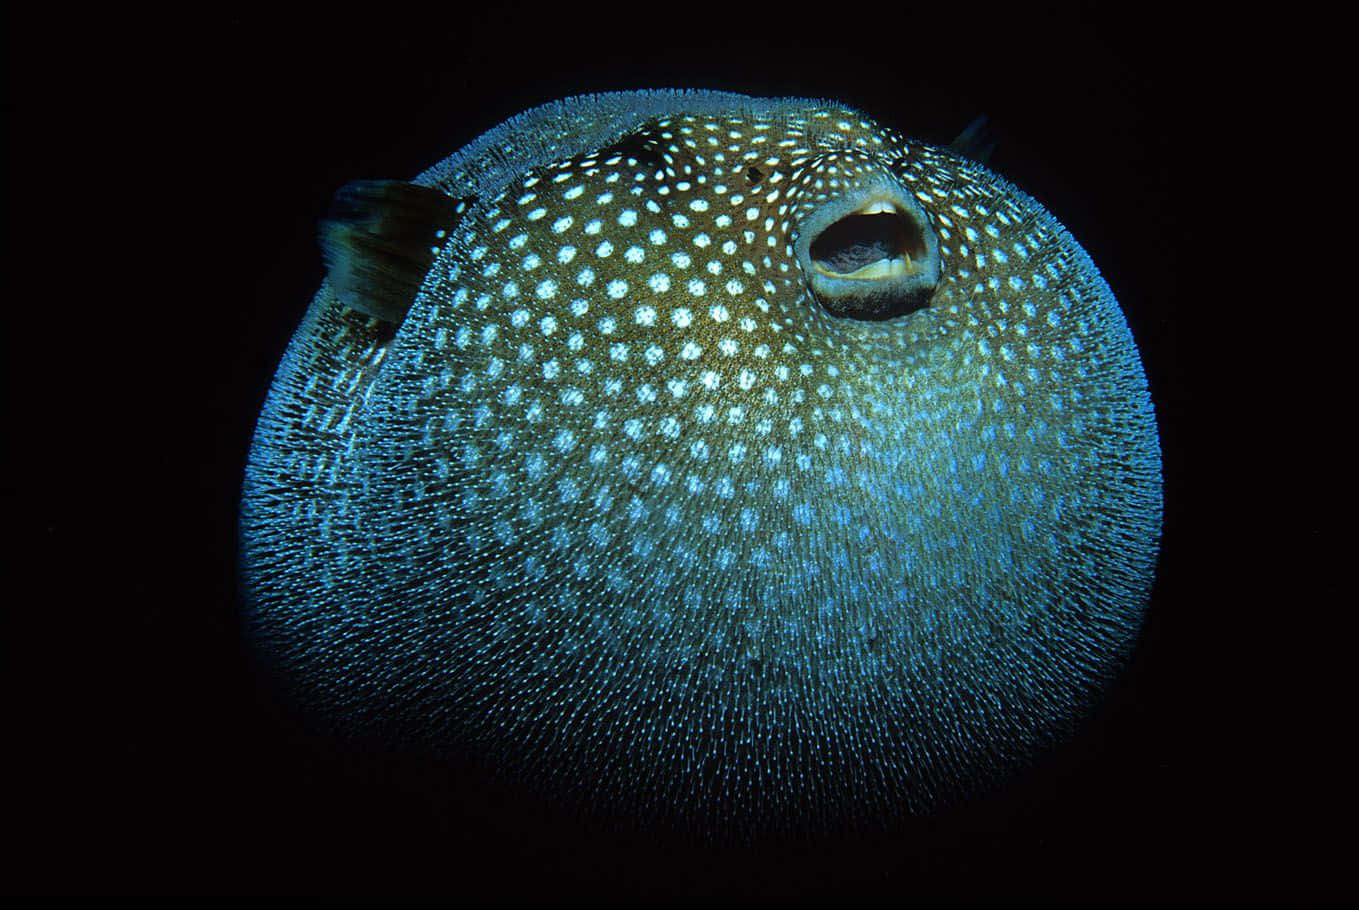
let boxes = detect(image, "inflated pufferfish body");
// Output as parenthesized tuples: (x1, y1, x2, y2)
(241, 90, 1161, 832)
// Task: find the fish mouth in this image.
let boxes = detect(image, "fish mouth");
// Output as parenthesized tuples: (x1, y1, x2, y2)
(797, 180, 940, 320)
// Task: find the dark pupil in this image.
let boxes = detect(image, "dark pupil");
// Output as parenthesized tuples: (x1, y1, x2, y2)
(746, 166, 764, 184)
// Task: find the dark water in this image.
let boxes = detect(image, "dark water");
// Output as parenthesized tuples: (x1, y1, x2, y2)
(8, 7, 1321, 900)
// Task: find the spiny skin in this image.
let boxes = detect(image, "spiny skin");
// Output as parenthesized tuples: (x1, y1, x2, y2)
(241, 91, 1161, 834)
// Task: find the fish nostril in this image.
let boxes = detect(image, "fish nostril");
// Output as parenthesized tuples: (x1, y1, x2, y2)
(810, 211, 924, 277)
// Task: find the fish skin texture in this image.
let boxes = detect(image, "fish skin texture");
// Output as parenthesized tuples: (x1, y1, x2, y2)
(240, 90, 1162, 834)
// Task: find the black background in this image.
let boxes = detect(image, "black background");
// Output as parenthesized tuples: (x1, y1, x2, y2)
(6, 6, 1328, 900)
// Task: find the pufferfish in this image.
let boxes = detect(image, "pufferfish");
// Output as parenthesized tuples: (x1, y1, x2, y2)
(240, 90, 1161, 833)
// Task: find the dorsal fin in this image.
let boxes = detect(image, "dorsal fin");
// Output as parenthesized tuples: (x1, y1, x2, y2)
(318, 180, 474, 324)
(949, 115, 998, 165)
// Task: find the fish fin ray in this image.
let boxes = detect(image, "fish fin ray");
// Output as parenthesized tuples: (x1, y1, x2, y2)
(949, 115, 998, 164)
(318, 180, 474, 324)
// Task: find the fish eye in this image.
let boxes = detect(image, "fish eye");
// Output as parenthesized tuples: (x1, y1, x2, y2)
(746, 166, 764, 185)
(796, 177, 941, 321)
